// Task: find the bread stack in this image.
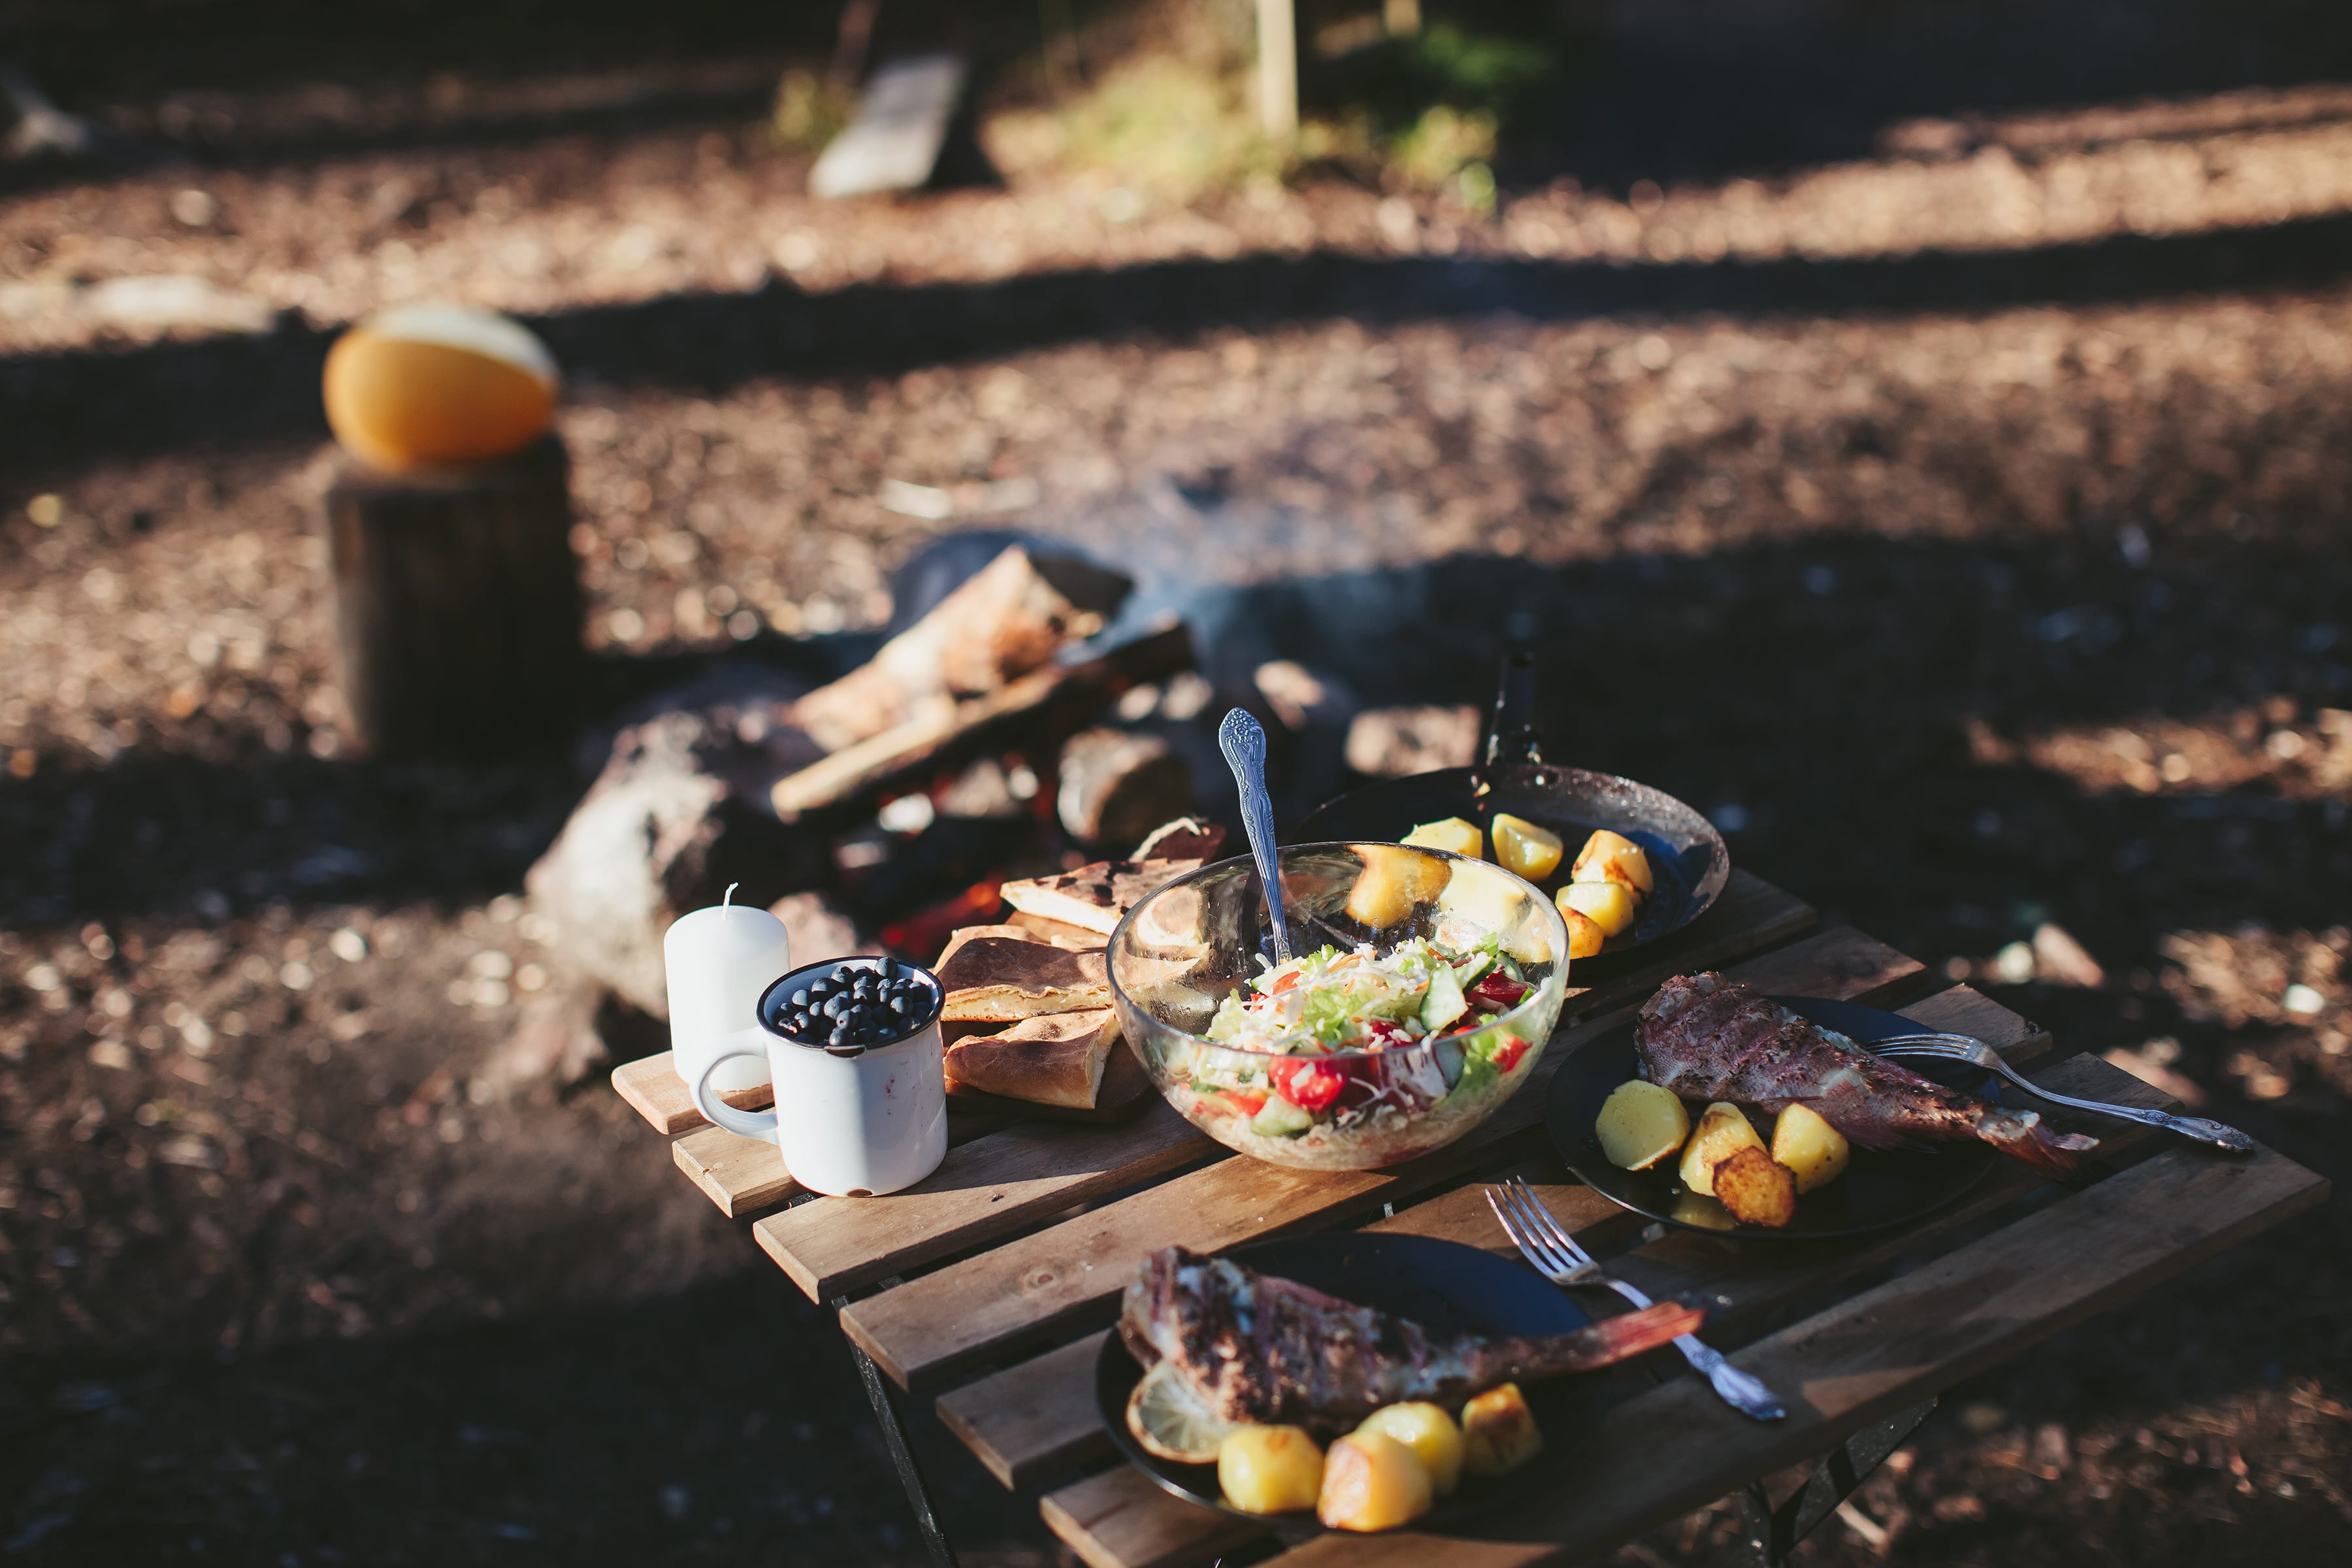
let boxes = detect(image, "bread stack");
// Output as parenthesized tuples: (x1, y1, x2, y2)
(934, 820, 1222, 1112)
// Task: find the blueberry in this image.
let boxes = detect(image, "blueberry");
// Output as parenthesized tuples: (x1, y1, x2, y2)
(889, 994, 911, 1015)
(790, 988, 811, 1009)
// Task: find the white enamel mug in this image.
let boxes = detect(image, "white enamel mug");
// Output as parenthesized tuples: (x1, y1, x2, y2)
(688, 957, 948, 1198)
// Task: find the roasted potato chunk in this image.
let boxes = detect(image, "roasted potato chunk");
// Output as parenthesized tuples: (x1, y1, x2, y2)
(1678, 1102, 1764, 1197)
(1711, 1145, 1797, 1227)
(1317, 1431, 1434, 1531)
(1491, 814, 1564, 881)
(1218, 1425, 1324, 1515)
(1571, 830, 1655, 896)
(1770, 1103, 1852, 1193)
(1460, 1384, 1544, 1477)
(1557, 899, 1605, 960)
(1356, 1403, 1464, 1495)
(1401, 817, 1483, 858)
(1595, 1080, 1691, 1171)
(1561, 879, 1639, 938)
(1345, 845, 1452, 929)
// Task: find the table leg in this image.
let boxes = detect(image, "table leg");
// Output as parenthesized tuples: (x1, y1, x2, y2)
(1731, 1396, 1936, 1566)
(834, 1294, 961, 1568)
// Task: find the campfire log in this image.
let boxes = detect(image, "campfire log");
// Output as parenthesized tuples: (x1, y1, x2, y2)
(1055, 727, 1194, 849)
(770, 619, 1194, 824)
(789, 545, 1131, 753)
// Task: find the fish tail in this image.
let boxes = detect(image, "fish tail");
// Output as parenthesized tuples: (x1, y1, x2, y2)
(1974, 1107, 2097, 1176)
(1505, 1300, 1703, 1378)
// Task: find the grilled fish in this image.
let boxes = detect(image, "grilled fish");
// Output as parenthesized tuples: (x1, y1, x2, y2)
(1637, 972, 2095, 1176)
(1119, 1245, 1700, 1431)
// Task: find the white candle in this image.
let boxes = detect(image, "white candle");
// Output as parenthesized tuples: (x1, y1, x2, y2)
(665, 886, 790, 1096)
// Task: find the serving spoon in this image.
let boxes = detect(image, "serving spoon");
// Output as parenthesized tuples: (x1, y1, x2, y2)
(1217, 708, 1294, 966)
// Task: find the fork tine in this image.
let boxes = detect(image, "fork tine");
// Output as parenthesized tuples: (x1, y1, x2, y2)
(1492, 1183, 1558, 1271)
(1488, 1186, 1568, 1277)
(1497, 1183, 1575, 1276)
(1486, 1189, 1561, 1279)
(1504, 1178, 1568, 1250)
(1485, 1187, 1535, 1259)
(1511, 1178, 1597, 1268)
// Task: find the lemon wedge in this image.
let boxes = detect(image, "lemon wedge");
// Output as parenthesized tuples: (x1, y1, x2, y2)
(1126, 1360, 1241, 1464)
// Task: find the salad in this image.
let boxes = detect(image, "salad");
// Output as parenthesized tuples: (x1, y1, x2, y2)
(1180, 936, 1539, 1146)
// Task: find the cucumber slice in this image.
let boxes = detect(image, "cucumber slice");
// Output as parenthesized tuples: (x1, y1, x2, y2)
(1419, 961, 1468, 1034)
(1450, 949, 1497, 988)
(1250, 1097, 1315, 1137)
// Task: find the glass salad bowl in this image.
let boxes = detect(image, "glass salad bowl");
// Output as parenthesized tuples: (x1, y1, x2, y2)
(1106, 843, 1571, 1171)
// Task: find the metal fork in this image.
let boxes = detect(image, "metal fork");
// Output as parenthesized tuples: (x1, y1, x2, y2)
(1486, 1177, 1786, 1422)
(1870, 1032, 2255, 1153)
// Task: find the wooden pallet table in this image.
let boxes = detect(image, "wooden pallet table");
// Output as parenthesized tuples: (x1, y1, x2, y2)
(610, 870, 2328, 1567)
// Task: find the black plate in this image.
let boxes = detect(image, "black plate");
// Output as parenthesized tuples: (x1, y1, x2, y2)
(1096, 1233, 1603, 1537)
(1544, 997, 2001, 1241)
(1292, 762, 1730, 974)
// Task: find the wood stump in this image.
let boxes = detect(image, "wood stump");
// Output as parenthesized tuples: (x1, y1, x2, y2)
(320, 433, 583, 757)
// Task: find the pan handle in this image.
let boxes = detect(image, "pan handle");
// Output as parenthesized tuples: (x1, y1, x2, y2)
(1482, 645, 1544, 768)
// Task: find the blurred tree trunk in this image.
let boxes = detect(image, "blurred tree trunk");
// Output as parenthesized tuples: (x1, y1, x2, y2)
(1256, 0, 1297, 139)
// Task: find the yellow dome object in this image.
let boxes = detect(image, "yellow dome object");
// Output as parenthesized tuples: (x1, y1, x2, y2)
(323, 304, 559, 470)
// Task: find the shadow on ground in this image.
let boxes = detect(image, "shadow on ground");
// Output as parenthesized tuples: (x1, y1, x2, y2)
(12, 204, 2352, 482)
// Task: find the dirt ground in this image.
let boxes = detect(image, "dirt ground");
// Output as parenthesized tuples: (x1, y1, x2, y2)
(3, 2, 2351, 1563)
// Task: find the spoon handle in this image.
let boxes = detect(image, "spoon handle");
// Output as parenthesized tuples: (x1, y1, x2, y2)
(1217, 708, 1293, 966)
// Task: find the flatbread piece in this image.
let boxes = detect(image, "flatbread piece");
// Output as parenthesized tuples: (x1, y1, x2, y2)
(937, 932, 1113, 1021)
(943, 1009, 1120, 1109)
(997, 856, 1201, 937)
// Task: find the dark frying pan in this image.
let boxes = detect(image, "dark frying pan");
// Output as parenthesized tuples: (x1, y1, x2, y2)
(1293, 652, 1730, 973)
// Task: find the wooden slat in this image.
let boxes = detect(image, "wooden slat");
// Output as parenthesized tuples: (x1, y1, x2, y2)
(936, 1330, 1115, 1489)
(673, 1110, 1019, 1220)
(672, 1123, 798, 1217)
(1250, 1137, 2328, 1568)
(846, 926, 1921, 1390)
(1039, 1465, 1266, 1568)
(755, 1104, 1212, 1299)
(933, 984, 2043, 1495)
(612, 1051, 777, 1137)
(1552, 869, 1815, 1021)
(753, 872, 1813, 1301)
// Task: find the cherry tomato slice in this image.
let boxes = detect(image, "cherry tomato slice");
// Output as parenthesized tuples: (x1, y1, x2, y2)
(1269, 1056, 1346, 1113)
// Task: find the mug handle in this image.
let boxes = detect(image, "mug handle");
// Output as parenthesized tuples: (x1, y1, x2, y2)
(690, 1027, 779, 1140)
